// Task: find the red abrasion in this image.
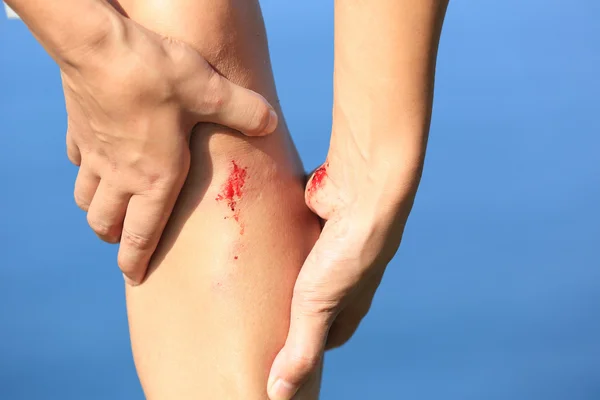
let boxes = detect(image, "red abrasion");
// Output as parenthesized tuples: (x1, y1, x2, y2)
(216, 161, 247, 208)
(308, 163, 328, 194)
(216, 161, 248, 234)
(234, 256, 238, 260)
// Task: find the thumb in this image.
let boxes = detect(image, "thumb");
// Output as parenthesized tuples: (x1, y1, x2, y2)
(194, 72, 278, 136)
(267, 243, 341, 400)
(267, 299, 332, 400)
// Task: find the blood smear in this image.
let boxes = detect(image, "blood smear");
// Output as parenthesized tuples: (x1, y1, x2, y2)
(216, 161, 248, 234)
(308, 163, 327, 194)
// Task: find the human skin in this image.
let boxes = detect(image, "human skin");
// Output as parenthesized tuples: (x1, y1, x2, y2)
(9, 0, 448, 398)
(268, 1, 450, 399)
(6, 0, 278, 285)
(114, 0, 323, 399)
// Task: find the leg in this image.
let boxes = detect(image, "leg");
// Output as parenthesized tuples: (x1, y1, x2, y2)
(115, 1, 322, 399)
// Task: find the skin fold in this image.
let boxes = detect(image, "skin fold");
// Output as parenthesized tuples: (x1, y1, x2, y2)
(115, 0, 323, 398)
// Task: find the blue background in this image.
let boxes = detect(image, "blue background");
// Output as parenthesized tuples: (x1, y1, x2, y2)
(1, 0, 599, 398)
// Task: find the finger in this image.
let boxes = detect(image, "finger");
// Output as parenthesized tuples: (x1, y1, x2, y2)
(327, 267, 384, 350)
(267, 241, 339, 400)
(66, 128, 81, 166)
(326, 312, 361, 351)
(86, 180, 131, 244)
(73, 165, 100, 211)
(196, 72, 278, 136)
(117, 188, 178, 286)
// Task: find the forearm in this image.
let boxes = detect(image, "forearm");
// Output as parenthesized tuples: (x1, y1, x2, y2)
(5, 0, 119, 64)
(265, 6, 450, 397)
(332, 0, 449, 189)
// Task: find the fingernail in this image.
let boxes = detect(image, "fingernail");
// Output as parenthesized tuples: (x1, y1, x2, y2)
(265, 109, 278, 134)
(123, 273, 139, 287)
(268, 377, 296, 400)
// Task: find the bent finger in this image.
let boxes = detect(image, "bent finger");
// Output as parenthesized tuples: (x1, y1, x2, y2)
(86, 180, 131, 243)
(74, 165, 100, 211)
(117, 188, 178, 285)
(327, 269, 384, 349)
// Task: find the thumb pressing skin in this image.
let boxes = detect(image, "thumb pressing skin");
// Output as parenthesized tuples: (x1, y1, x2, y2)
(188, 71, 278, 136)
(267, 240, 338, 400)
(267, 301, 331, 400)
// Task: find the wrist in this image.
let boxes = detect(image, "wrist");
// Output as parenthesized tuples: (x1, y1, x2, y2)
(328, 126, 425, 198)
(52, 2, 124, 69)
(314, 145, 420, 231)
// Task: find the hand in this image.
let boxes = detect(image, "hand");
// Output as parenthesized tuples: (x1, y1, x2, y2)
(267, 140, 422, 400)
(62, 14, 278, 285)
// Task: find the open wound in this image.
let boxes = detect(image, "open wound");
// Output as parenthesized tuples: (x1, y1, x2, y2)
(216, 160, 248, 236)
(307, 162, 328, 200)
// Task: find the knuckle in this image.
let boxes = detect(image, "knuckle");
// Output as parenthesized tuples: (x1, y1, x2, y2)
(117, 249, 148, 285)
(121, 228, 154, 251)
(148, 167, 186, 190)
(67, 153, 81, 166)
(127, 161, 186, 194)
(87, 217, 116, 239)
(210, 91, 226, 114)
(294, 290, 339, 321)
(66, 145, 81, 166)
(117, 252, 139, 280)
(202, 73, 226, 115)
(73, 193, 89, 211)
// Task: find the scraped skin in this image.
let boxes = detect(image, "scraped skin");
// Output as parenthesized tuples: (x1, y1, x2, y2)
(116, 1, 322, 398)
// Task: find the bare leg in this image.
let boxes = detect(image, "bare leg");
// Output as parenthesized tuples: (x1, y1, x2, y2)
(115, 0, 322, 398)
